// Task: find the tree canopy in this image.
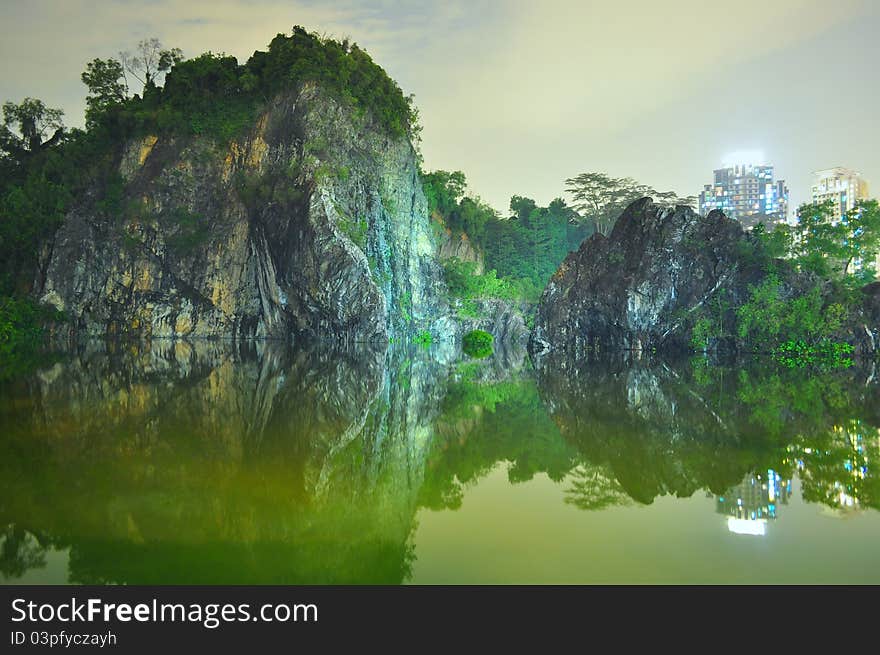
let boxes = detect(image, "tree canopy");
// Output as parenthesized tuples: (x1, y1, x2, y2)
(565, 171, 696, 236)
(0, 98, 65, 159)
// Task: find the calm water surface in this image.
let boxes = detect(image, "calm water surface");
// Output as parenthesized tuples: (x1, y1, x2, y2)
(1, 341, 878, 584)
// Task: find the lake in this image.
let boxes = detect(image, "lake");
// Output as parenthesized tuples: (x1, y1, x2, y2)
(1, 340, 878, 584)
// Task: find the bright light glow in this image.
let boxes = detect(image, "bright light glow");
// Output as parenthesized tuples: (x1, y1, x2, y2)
(722, 150, 766, 167)
(727, 517, 767, 536)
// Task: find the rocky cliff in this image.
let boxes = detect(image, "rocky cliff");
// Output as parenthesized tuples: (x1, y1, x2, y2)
(38, 83, 452, 343)
(458, 297, 531, 347)
(435, 219, 484, 274)
(531, 198, 748, 354)
(531, 197, 880, 355)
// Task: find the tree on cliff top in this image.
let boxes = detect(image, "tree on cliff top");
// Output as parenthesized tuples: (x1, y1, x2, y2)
(81, 58, 128, 128)
(565, 172, 696, 236)
(119, 38, 184, 92)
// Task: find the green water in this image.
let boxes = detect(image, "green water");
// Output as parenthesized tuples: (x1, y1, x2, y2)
(1, 341, 878, 584)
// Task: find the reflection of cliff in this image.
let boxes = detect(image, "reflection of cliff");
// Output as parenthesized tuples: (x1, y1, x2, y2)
(533, 352, 880, 508)
(534, 353, 761, 503)
(0, 340, 445, 584)
(2, 345, 879, 584)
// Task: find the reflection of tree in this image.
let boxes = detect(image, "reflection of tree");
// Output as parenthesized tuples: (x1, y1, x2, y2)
(789, 420, 879, 511)
(420, 375, 578, 510)
(564, 465, 632, 511)
(3, 339, 880, 586)
(0, 525, 47, 579)
(536, 352, 880, 511)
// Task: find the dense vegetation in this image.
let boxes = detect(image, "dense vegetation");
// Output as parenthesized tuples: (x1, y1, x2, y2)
(0, 297, 64, 380)
(80, 28, 420, 143)
(423, 169, 698, 307)
(422, 170, 586, 304)
(690, 199, 880, 363)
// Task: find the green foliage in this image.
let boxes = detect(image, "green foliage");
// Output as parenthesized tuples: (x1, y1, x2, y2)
(444, 259, 509, 298)
(757, 200, 880, 284)
(337, 214, 368, 250)
(81, 59, 127, 129)
(413, 330, 432, 348)
(255, 27, 419, 138)
(691, 316, 715, 351)
(75, 27, 420, 149)
(735, 276, 846, 349)
(457, 298, 481, 319)
(688, 200, 880, 355)
(773, 340, 854, 369)
(96, 173, 126, 219)
(422, 169, 576, 299)
(152, 53, 261, 142)
(1, 98, 65, 156)
(462, 329, 493, 358)
(0, 296, 64, 357)
(421, 170, 466, 217)
(482, 196, 577, 289)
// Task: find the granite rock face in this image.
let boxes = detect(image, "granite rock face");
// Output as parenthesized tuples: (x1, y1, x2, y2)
(858, 282, 880, 353)
(38, 84, 451, 343)
(531, 198, 746, 354)
(436, 227, 484, 274)
(459, 298, 530, 347)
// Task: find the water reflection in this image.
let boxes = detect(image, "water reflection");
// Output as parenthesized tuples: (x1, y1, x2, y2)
(715, 471, 791, 536)
(0, 342, 878, 583)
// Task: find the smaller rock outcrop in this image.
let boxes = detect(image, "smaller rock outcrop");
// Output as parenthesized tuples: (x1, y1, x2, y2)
(530, 197, 880, 357)
(458, 298, 530, 347)
(531, 198, 747, 354)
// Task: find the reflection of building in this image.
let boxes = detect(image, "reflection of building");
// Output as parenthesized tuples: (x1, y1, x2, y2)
(699, 164, 790, 226)
(811, 167, 870, 223)
(716, 470, 791, 536)
(787, 422, 877, 513)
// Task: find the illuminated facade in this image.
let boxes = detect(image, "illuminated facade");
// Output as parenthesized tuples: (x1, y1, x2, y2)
(699, 164, 790, 226)
(716, 470, 791, 536)
(811, 167, 870, 222)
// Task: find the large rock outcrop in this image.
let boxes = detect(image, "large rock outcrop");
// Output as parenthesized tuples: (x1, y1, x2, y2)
(38, 83, 451, 343)
(531, 198, 747, 354)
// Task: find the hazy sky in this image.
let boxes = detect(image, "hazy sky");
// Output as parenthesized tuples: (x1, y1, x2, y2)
(1, 0, 877, 213)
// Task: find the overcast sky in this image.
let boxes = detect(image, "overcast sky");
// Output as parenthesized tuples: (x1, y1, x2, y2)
(1, 0, 877, 213)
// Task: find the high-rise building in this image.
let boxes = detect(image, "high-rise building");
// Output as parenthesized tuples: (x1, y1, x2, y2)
(699, 163, 790, 226)
(811, 167, 870, 222)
